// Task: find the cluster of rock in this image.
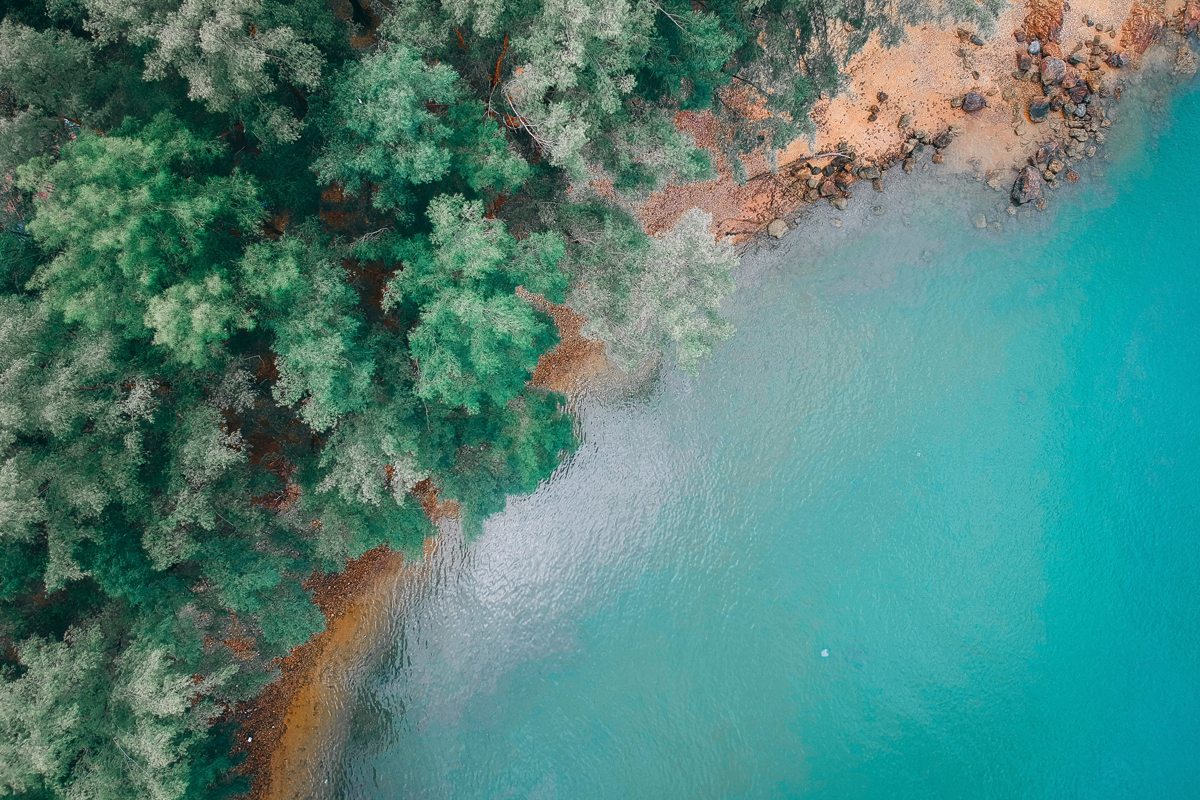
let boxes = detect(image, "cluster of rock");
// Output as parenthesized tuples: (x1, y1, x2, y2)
(766, 126, 960, 237)
(1004, 21, 1124, 207)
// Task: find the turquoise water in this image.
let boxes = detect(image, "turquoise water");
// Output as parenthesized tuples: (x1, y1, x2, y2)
(337, 76, 1200, 799)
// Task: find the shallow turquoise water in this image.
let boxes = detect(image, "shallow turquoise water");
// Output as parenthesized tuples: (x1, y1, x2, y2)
(339, 76, 1200, 799)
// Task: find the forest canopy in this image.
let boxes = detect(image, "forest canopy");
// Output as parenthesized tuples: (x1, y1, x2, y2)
(0, 0, 916, 794)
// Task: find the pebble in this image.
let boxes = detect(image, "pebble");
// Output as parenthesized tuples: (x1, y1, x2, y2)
(831, 218, 843, 227)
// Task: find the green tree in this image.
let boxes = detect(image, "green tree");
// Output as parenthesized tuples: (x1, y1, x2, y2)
(385, 194, 565, 413)
(18, 114, 262, 367)
(565, 205, 736, 374)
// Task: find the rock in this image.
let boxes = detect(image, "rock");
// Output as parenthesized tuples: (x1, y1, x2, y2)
(962, 92, 987, 112)
(951, 96, 964, 109)
(1015, 30, 1026, 43)
(898, 113, 913, 128)
(1029, 100, 1051, 121)
(1036, 197, 1048, 211)
(1086, 73, 1103, 93)
(1040, 57, 1068, 84)
(933, 131, 954, 149)
(909, 144, 926, 159)
(1185, 0, 1200, 34)
(1048, 158, 1065, 173)
(1043, 168, 1055, 181)
(1011, 165, 1044, 204)
(1174, 44, 1198, 75)
(1065, 169, 1079, 183)
(877, 91, 889, 102)
(903, 158, 915, 173)
(833, 171, 855, 189)
(858, 166, 881, 180)
(831, 218, 843, 227)
(970, 34, 985, 46)
(872, 178, 884, 191)
(932, 153, 945, 164)
(1109, 52, 1130, 67)
(1029, 39, 1042, 55)
(1068, 52, 1085, 65)
(806, 176, 821, 189)
(1019, 54, 1033, 71)
(902, 140, 916, 154)
(1073, 103, 1088, 118)
(830, 197, 848, 210)
(1094, 22, 1105, 31)
(1069, 128, 1088, 141)
(1063, 101, 1078, 116)
(1124, 4, 1165, 54)
(1035, 141, 1061, 162)
(819, 179, 838, 197)
(1050, 97, 1065, 112)
(1085, 145, 1097, 157)
(974, 213, 987, 228)
(767, 219, 788, 238)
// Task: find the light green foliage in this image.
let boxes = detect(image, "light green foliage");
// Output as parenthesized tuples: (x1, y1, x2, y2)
(314, 45, 528, 209)
(0, 20, 94, 119)
(568, 206, 736, 374)
(314, 45, 460, 208)
(242, 227, 375, 431)
(19, 114, 263, 366)
(78, 0, 324, 141)
(380, 0, 727, 190)
(386, 194, 565, 413)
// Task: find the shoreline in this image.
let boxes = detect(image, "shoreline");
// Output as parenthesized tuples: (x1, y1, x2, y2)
(233, 2, 1194, 793)
(638, 0, 1191, 244)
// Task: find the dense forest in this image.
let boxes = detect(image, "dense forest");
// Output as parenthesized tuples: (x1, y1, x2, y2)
(0, 0, 995, 795)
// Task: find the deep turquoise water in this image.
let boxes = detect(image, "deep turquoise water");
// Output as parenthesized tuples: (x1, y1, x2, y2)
(337, 75, 1200, 799)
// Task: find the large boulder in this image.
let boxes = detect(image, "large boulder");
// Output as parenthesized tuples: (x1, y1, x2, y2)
(1011, 166, 1044, 205)
(1185, 0, 1200, 33)
(1039, 56, 1067, 84)
(962, 92, 987, 112)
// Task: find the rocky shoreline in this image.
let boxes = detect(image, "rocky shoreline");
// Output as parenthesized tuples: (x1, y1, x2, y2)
(638, 0, 1196, 246)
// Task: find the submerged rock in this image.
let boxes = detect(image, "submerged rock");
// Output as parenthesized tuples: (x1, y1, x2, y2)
(767, 219, 788, 238)
(1011, 166, 1044, 205)
(974, 213, 987, 228)
(962, 92, 986, 112)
